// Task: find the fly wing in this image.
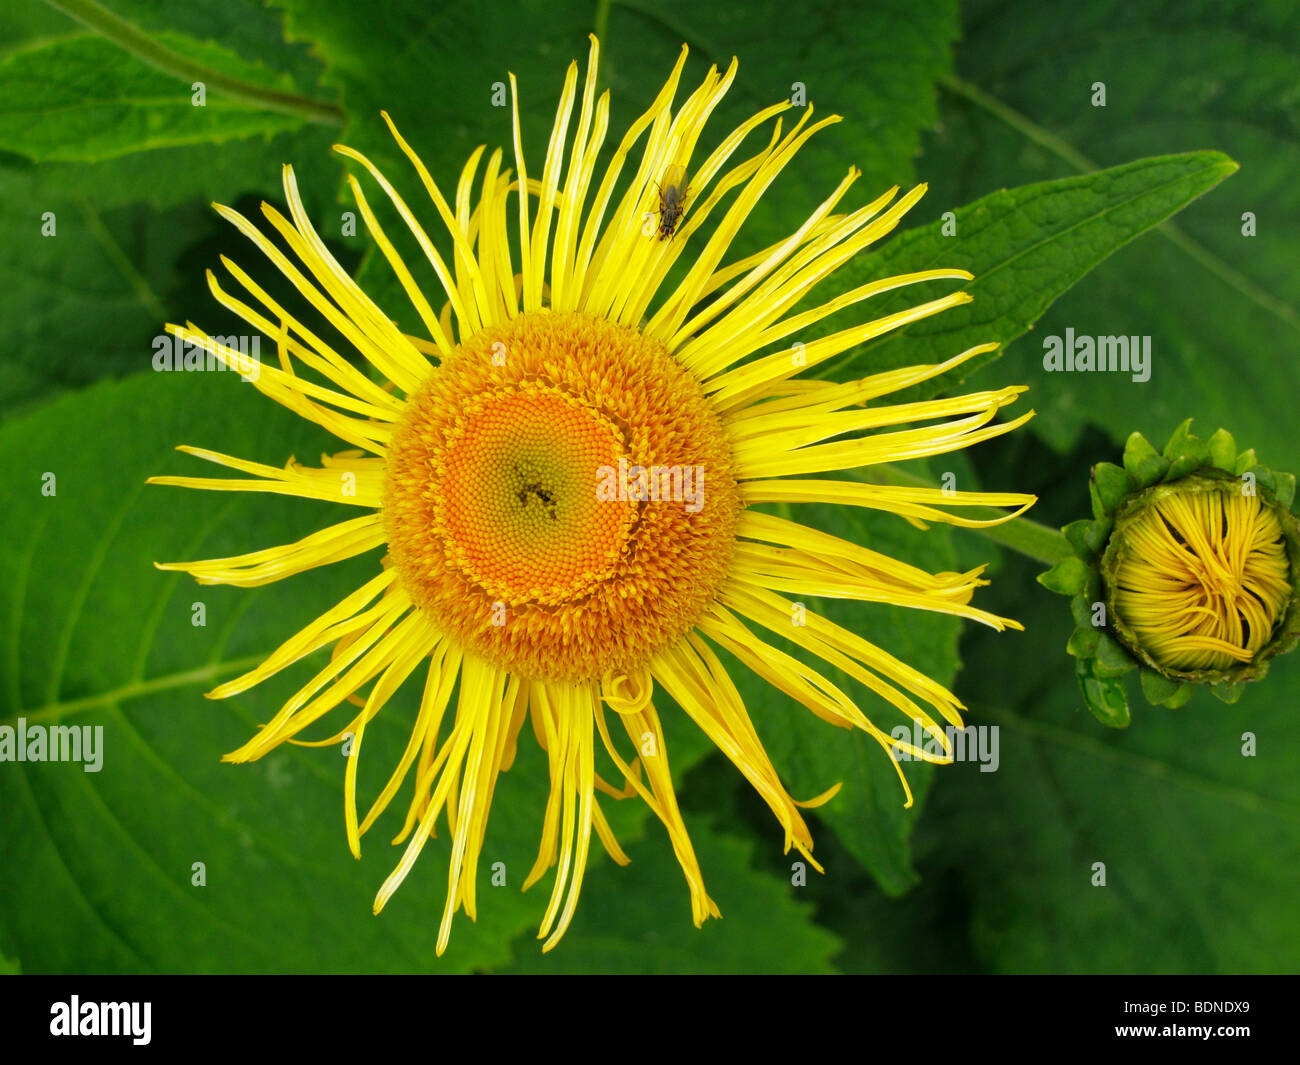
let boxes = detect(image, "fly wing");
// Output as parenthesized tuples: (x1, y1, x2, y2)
(660, 164, 689, 203)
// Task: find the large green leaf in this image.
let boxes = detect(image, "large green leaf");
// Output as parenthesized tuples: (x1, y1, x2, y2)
(928, 0, 1300, 460)
(59, 0, 336, 92)
(0, 160, 351, 420)
(817, 152, 1237, 394)
(0, 2, 345, 416)
(1, 125, 341, 212)
(0, 34, 306, 162)
(502, 817, 841, 973)
(0, 165, 176, 418)
(0, 1, 69, 52)
(274, 0, 955, 201)
(0, 0, 340, 212)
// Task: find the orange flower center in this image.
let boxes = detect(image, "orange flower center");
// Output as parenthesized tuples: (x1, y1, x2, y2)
(383, 311, 742, 681)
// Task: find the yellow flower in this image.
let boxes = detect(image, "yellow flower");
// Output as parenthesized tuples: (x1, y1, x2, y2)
(149, 37, 1034, 953)
(1110, 483, 1291, 672)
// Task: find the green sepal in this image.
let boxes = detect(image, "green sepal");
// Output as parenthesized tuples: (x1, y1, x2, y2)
(1088, 478, 1105, 520)
(1093, 632, 1137, 676)
(1273, 472, 1296, 510)
(1251, 465, 1277, 497)
(1067, 626, 1101, 658)
(1162, 684, 1194, 709)
(1209, 681, 1245, 704)
(1161, 417, 1195, 460)
(1084, 517, 1112, 555)
(1083, 566, 1103, 607)
(1089, 462, 1135, 518)
(1075, 657, 1131, 729)
(1206, 428, 1237, 472)
(1062, 519, 1095, 561)
(1233, 449, 1258, 476)
(1139, 668, 1181, 705)
(1037, 555, 1089, 596)
(1163, 436, 1212, 481)
(1070, 593, 1095, 629)
(1122, 431, 1169, 486)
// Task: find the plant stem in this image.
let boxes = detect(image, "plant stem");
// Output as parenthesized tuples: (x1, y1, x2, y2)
(42, 0, 344, 126)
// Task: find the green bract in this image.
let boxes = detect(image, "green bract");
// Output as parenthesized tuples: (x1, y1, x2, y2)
(1038, 420, 1300, 727)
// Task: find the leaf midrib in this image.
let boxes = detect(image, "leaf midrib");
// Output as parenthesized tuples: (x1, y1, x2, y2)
(4, 654, 264, 730)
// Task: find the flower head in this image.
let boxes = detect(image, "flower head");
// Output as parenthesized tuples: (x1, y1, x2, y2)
(1108, 480, 1290, 673)
(149, 37, 1033, 952)
(1041, 420, 1300, 723)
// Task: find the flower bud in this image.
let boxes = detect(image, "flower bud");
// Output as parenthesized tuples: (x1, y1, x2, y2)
(1038, 420, 1299, 726)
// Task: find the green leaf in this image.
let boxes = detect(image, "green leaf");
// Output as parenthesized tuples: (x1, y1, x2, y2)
(3, 123, 342, 211)
(0, 166, 171, 417)
(0, 0, 340, 212)
(0, 138, 348, 417)
(1037, 556, 1088, 596)
(819, 152, 1236, 391)
(596, 0, 960, 247)
(276, 0, 959, 328)
(937, 1, 1300, 467)
(67, 0, 336, 93)
(0, 34, 305, 163)
(277, 0, 957, 207)
(0, 160, 346, 419)
(0, 2, 69, 53)
(500, 818, 841, 973)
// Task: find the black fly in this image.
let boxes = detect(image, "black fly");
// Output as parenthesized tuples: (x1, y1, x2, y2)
(655, 165, 689, 241)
